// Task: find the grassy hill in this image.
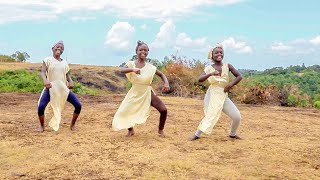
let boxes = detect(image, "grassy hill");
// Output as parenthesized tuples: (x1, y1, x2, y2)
(1, 62, 320, 108)
(0, 62, 127, 94)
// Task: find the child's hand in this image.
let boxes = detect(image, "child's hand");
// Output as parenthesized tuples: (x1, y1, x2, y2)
(44, 80, 52, 89)
(224, 84, 232, 92)
(210, 70, 220, 76)
(132, 68, 141, 74)
(162, 82, 170, 92)
(68, 82, 74, 89)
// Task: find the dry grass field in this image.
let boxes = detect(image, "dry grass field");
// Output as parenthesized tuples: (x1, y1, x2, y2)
(0, 92, 319, 179)
(0, 62, 319, 179)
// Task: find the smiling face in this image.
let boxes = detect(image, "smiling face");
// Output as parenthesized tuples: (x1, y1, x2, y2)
(136, 44, 149, 60)
(211, 47, 224, 62)
(52, 43, 64, 57)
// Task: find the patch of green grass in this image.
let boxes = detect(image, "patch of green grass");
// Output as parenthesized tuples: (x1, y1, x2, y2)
(0, 70, 43, 93)
(0, 70, 103, 95)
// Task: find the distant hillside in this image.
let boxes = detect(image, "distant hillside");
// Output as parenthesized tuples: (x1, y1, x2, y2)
(0, 62, 128, 94)
(1, 62, 319, 108)
(233, 64, 320, 107)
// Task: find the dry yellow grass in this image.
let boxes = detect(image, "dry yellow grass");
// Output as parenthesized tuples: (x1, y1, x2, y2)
(0, 93, 319, 179)
(0, 62, 119, 71)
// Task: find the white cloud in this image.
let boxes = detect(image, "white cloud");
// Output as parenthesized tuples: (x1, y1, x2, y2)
(221, 37, 252, 54)
(0, 5, 57, 24)
(271, 35, 320, 55)
(70, 16, 95, 22)
(271, 42, 292, 51)
(151, 20, 176, 48)
(310, 35, 320, 45)
(104, 22, 135, 54)
(176, 33, 207, 47)
(0, 0, 243, 23)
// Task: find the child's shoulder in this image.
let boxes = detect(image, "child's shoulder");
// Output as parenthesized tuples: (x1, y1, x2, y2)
(126, 60, 135, 64)
(205, 62, 214, 67)
(147, 62, 156, 68)
(43, 57, 53, 61)
(125, 60, 135, 68)
(204, 63, 213, 70)
(127, 60, 134, 63)
(43, 57, 54, 65)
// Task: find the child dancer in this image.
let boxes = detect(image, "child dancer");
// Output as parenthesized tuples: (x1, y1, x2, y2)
(37, 41, 82, 132)
(112, 41, 170, 137)
(189, 44, 242, 141)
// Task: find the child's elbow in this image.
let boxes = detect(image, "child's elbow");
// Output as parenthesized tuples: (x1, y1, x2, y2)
(238, 75, 243, 81)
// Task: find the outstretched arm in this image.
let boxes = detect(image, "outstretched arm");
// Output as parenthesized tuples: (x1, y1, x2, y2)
(155, 70, 170, 92)
(224, 64, 242, 92)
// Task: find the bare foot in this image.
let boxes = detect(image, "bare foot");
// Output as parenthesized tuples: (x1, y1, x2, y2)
(229, 135, 242, 139)
(36, 126, 44, 133)
(70, 125, 76, 131)
(158, 129, 166, 138)
(126, 129, 135, 137)
(189, 135, 200, 141)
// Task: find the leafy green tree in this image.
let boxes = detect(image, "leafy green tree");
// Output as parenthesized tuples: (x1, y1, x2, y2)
(11, 51, 30, 62)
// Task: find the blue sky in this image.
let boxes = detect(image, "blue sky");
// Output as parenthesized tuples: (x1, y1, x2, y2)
(0, 0, 319, 70)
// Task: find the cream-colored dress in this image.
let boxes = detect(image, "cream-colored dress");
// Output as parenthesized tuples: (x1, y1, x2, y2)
(198, 64, 229, 134)
(112, 61, 157, 131)
(38, 57, 70, 131)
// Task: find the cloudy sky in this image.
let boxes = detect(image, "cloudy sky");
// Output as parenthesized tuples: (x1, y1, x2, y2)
(0, 0, 319, 70)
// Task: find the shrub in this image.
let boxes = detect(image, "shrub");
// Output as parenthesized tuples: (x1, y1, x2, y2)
(0, 70, 43, 93)
(314, 101, 320, 109)
(287, 95, 298, 106)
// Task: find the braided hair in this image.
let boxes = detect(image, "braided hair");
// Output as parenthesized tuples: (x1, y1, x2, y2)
(135, 40, 149, 52)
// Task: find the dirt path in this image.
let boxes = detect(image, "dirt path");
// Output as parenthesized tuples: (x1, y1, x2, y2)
(0, 93, 319, 179)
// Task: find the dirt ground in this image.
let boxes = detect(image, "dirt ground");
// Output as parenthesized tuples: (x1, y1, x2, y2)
(0, 93, 319, 179)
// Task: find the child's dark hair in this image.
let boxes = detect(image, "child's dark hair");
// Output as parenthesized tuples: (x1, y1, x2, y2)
(135, 40, 149, 52)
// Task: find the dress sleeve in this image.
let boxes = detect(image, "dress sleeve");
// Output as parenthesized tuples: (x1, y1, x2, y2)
(204, 65, 212, 74)
(43, 57, 50, 69)
(126, 61, 134, 69)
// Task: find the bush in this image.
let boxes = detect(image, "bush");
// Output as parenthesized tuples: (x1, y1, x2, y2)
(72, 82, 101, 95)
(314, 94, 320, 101)
(157, 57, 206, 97)
(314, 101, 320, 109)
(0, 70, 43, 93)
(299, 99, 308, 107)
(287, 95, 298, 106)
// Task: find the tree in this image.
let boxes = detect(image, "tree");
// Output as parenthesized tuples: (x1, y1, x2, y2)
(130, 55, 138, 61)
(11, 51, 30, 62)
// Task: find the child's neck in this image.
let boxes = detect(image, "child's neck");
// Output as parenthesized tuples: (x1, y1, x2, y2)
(53, 55, 61, 61)
(137, 58, 145, 63)
(213, 61, 222, 65)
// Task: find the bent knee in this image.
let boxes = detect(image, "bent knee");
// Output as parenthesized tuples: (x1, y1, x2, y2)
(74, 102, 82, 114)
(160, 107, 167, 115)
(37, 104, 46, 116)
(232, 113, 241, 123)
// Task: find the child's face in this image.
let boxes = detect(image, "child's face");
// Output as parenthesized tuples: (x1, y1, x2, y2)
(52, 44, 64, 56)
(212, 47, 223, 62)
(136, 44, 149, 60)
